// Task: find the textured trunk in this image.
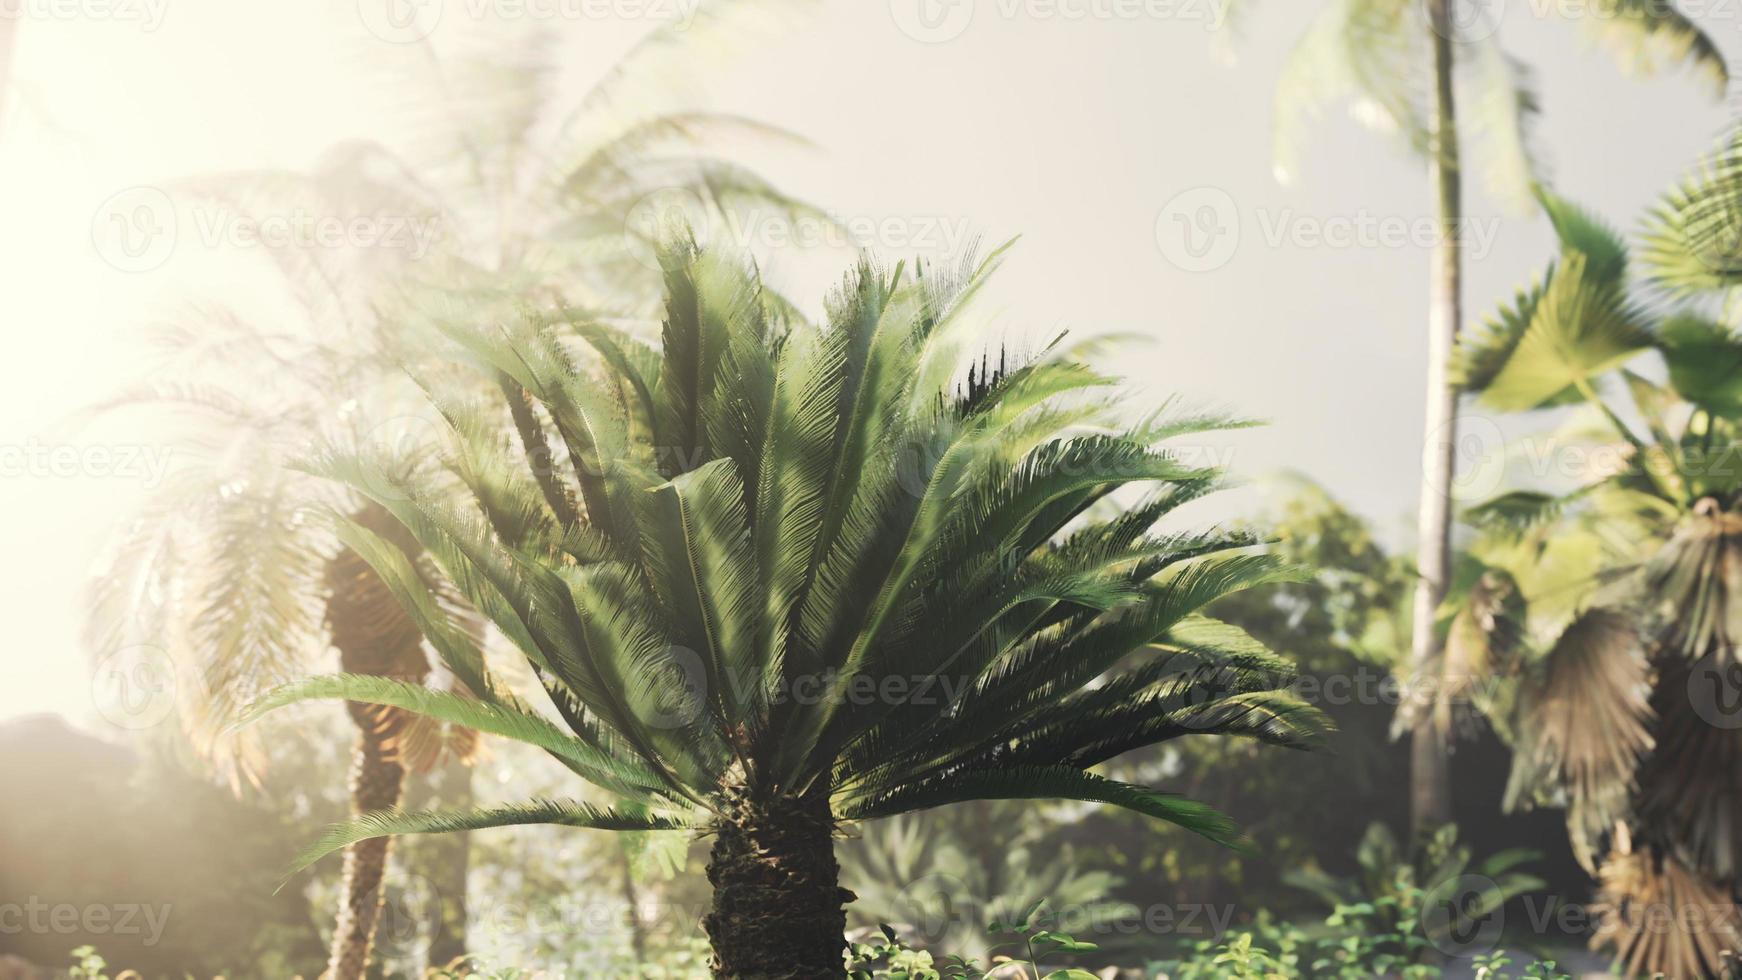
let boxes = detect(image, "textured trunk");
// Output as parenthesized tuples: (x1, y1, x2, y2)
(619, 843, 648, 964)
(327, 732, 406, 980)
(703, 785, 850, 979)
(1409, 0, 1462, 836)
(323, 504, 431, 979)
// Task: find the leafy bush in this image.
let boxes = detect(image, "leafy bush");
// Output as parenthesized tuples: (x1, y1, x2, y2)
(1283, 821, 1545, 965)
(849, 902, 1102, 979)
(1160, 923, 1572, 980)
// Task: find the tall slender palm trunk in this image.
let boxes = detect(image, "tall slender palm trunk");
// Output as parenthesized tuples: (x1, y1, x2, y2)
(323, 505, 430, 979)
(619, 843, 649, 964)
(1409, 0, 1462, 836)
(703, 784, 851, 979)
(327, 731, 407, 980)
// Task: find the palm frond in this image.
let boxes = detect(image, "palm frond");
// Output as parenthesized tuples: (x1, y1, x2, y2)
(288, 799, 697, 878)
(1641, 128, 1742, 296)
(838, 767, 1246, 852)
(1503, 609, 1653, 872)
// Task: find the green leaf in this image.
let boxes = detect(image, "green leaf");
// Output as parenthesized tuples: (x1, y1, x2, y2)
(1657, 314, 1742, 415)
(842, 766, 1248, 851)
(236, 674, 664, 799)
(286, 799, 694, 879)
(1475, 252, 1649, 410)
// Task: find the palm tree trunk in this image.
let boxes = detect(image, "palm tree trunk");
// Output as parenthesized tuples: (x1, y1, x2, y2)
(323, 503, 431, 979)
(619, 842, 649, 964)
(703, 784, 851, 979)
(327, 730, 406, 980)
(1408, 0, 1462, 836)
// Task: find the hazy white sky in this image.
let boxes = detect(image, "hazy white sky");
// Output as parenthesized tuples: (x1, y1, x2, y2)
(0, 0, 1734, 727)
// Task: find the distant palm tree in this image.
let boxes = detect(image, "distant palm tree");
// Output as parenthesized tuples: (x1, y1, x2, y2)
(86, 238, 482, 979)
(243, 238, 1329, 978)
(1218, 0, 1728, 835)
(90, 15, 825, 976)
(1448, 135, 1742, 974)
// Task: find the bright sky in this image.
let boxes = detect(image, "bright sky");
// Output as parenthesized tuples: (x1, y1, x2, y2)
(1, 0, 1735, 727)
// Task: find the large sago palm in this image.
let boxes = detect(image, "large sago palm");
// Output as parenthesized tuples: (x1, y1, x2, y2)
(243, 240, 1328, 978)
(92, 18, 824, 974)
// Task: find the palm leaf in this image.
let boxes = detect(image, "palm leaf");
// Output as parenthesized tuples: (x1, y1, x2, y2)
(288, 800, 697, 877)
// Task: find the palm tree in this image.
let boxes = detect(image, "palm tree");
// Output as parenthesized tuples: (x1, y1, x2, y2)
(1447, 137, 1742, 974)
(1218, 0, 1728, 835)
(242, 238, 1329, 978)
(86, 266, 483, 980)
(93, 9, 833, 971)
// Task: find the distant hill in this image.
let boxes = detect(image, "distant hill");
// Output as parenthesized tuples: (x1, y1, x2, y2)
(0, 715, 325, 978)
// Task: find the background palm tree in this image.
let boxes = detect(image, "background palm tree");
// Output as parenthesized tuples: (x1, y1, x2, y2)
(1217, 0, 1728, 836)
(88, 15, 825, 974)
(1445, 133, 1742, 973)
(243, 238, 1330, 978)
(85, 208, 483, 977)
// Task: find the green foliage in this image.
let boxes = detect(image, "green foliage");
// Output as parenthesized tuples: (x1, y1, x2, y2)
(849, 904, 1103, 980)
(248, 238, 1326, 873)
(1453, 192, 1649, 413)
(1642, 128, 1742, 296)
(1066, 477, 1410, 926)
(841, 801, 1135, 960)
(1163, 921, 1571, 980)
(845, 884, 1571, 980)
(1452, 152, 1742, 976)
(89, 22, 823, 788)
(1283, 823, 1544, 957)
(426, 935, 713, 979)
(67, 947, 118, 980)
